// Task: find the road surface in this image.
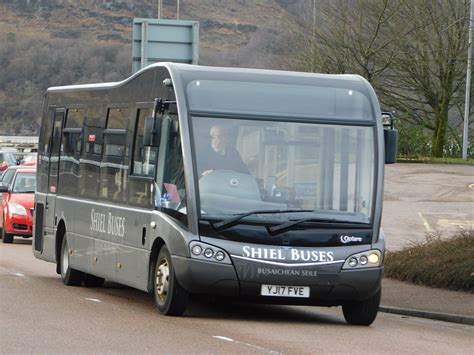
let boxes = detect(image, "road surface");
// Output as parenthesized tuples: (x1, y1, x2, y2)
(382, 163, 473, 250)
(1, 241, 472, 354)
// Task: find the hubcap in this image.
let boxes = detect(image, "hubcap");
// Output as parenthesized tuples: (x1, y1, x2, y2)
(155, 258, 170, 304)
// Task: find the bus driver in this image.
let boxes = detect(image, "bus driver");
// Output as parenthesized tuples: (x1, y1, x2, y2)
(199, 125, 250, 176)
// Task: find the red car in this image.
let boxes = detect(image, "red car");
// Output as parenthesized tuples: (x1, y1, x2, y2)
(0, 168, 36, 243)
(0, 151, 18, 174)
(20, 152, 38, 167)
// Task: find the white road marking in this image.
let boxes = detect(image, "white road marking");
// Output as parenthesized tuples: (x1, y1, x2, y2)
(417, 212, 432, 231)
(213, 335, 280, 354)
(0, 266, 28, 277)
(213, 336, 233, 342)
(85, 298, 102, 303)
(437, 219, 473, 228)
(417, 212, 473, 230)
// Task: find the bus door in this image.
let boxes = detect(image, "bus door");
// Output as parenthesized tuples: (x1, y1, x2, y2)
(44, 108, 65, 242)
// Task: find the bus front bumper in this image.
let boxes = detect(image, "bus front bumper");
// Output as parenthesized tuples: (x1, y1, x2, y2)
(172, 255, 382, 305)
(172, 256, 240, 297)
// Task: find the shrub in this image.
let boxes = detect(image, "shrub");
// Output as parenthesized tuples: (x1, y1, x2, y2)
(384, 230, 474, 292)
(396, 119, 432, 158)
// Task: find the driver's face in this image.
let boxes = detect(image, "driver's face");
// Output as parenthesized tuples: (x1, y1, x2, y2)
(210, 127, 227, 153)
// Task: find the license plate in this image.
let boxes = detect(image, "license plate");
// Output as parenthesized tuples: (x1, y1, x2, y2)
(261, 284, 310, 298)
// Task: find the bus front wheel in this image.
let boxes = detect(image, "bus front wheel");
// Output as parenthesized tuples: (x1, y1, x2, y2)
(342, 289, 381, 326)
(60, 236, 84, 286)
(154, 245, 188, 316)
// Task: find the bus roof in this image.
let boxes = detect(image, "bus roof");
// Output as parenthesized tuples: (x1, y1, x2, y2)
(46, 63, 379, 121)
(47, 62, 372, 95)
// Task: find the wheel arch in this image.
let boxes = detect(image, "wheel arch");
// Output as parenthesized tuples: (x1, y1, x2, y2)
(147, 236, 165, 292)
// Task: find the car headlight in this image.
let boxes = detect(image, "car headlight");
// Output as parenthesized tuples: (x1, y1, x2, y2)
(342, 249, 382, 269)
(189, 241, 231, 264)
(9, 203, 27, 216)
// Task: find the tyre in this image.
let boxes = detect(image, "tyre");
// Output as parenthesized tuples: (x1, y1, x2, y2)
(2, 224, 13, 244)
(342, 289, 381, 326)
(154, 245, 188, 316)
(83, 274, 105, 288)
(60, 236, 84, 286)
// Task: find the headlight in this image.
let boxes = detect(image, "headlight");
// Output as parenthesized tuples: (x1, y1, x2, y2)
(342, 249, 382, 269)
(189, 241, 231, 264)
(9, 203, 27, 216)
(191, 245, 203, 256)
(203, 248, 214, 258)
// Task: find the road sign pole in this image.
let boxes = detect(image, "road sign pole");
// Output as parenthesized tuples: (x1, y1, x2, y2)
(462, 0, 473, 160)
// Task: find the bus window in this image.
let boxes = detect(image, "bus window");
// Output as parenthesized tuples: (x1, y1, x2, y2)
(48, 110, 65, 194)
(37, 107, 55, 193)
(79, 107, 104, 199)
(59, 108, 84, 196)
(132, 108, 157, 176)
(64, 108, 84, 129)
(100, 107, 130, 203)
(129, 108, 155, 208)
(160, 117, 187, 225)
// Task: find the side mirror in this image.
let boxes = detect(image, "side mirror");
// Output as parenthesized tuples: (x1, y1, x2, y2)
(381, 112, 398, 164)
(143, 117, 161, 147)
(0, 185, 9, 193)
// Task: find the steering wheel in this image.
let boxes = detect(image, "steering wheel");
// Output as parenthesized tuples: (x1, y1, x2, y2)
(199, 169, 239, 181)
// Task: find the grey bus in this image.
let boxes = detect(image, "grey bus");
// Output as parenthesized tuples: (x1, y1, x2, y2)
(34, 63, 393, 325)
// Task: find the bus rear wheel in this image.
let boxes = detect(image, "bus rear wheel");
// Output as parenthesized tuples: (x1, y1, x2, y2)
(60, 236, 84, 286)
(154, 245, 188, 316)
(342, 289, 381, 326)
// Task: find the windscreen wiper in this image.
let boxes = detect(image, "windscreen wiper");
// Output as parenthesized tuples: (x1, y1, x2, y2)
(268, 217, 370, 235)
(211, 209, 313, 232)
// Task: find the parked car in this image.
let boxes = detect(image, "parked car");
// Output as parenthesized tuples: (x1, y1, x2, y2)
(0, 151, 18, 175)
(0, 168, 36, 243)
(0, 165, 28, 187)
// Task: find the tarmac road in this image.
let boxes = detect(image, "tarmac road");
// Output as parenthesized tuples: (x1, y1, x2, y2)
(1, 241, 472, 354)
(382, 163, 473, 250)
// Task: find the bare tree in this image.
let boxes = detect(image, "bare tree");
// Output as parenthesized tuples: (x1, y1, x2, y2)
(382, 0, 470, 157)
(286, 0, 410, 81)
(285, 0, 470, 158)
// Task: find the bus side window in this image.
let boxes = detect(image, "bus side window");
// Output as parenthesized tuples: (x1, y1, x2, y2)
(160, 116, 187, 225)
(100, 107, 130, 203)
(132, 108, 157, 176)
(59, 108, 84, 196)
(37, 107, 56, 193)
(129, 108, 155, 208)
(79, 107, 104, 199)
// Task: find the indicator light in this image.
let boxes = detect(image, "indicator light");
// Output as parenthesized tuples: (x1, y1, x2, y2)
(215, 251, 225, 261)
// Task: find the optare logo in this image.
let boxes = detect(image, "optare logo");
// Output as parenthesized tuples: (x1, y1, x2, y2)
(340, 235, 363, 243)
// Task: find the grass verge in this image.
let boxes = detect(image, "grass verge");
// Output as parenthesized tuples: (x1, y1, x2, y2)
(397, 156, 474, 165)
(384, 230, 474, 292)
